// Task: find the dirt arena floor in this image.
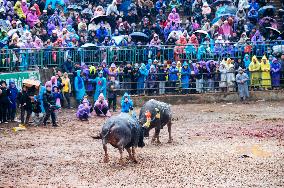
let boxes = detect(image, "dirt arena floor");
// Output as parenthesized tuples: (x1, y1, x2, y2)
(1, 101, 284, 187)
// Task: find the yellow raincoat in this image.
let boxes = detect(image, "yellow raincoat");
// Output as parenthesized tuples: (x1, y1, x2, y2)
(260, 55, 271, 89)
(14, 1, 26, 19)
(249, 56, 261, 87)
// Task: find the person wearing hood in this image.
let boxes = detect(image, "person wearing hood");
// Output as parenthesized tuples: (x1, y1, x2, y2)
(260, 55, 271, 89)
(91, 70, 107, 101)
(169, 0, 181, 10)
(219, 60, 227, 92)
(121, 92, 133, 113)
(17, 84, 32, 126)
(201, 2, 211, 16)
(8, 80, 18, 122)
(74, 70, 86, 106)
(5, 1, 14, 17)
(226, 58, 236, 92)
(14, 0, 26, 19)
(270, 58, 281, 89)
(221, 20, 233, 40)
(175, 35, 187, 58)
(236, 7, 246, 21)
(236, 67, 249, 102)
(249, 55, 261, 90)
(108, 63, 118, 81)
(168, 62, 179, 93)
(249, 0, 259, 10)
(146, 65, 158, 95)
(137, 63, 148, 95)
(248, 8, 258, 24)
(76, 97, 91, 120)
(21, 0, 28, 15)
(0, 0, 6, 15)
(168, 8, 180, 24)
(43, 81, 57, 127)
(207, 60, 216, 91)
(243, 54, 251, 83)
(94, 93, 109, 117)
(62, 72, 71, 108)
(181, 62, 191, 94)
(106, 0, 119, 16)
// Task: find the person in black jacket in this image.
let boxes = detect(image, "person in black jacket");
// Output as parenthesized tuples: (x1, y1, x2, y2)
(123, 62, 133, 93)
(107, 78, 118, 112)
(0, 81, 11, 124)
(157, 63, 167, 94)
(43, 83, 57, 127)
(18, 85, 32, 126)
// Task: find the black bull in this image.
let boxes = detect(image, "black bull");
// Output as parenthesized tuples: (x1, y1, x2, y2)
(101, 113, 145, 164)
(99, 99, 172, 164)
(139, 99, 173, 144)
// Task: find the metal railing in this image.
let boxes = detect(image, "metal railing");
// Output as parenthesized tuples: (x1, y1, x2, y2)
(1, 41, 284, 72)
(72, 71, 284, 98)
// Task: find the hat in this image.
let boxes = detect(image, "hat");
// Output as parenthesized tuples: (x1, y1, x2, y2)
(99, 70, 103, 74)
(110, 63, 116, 68)
(30, 7, 36, 11)
(217, 36, 222, 40)
(43, 10, 47, 13)
(238, 67, 243, 72)
(203, 2, 209, 6)
(134, 63, 139, 68)
(183, 62, 188, 67)
(11, 20, 17, 24)
(52, 30, 57, 34)
(172, 62, 176, 65)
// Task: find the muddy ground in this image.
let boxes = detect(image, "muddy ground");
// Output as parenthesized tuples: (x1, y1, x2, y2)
(1, 101, 284, 187)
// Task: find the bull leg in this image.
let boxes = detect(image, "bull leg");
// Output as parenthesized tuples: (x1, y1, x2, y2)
(152, 126, 161, 144)
(126, 148, 133, 160)
(167, 121, 173, 143)
(118, 147, 124, 165)
(131, 147, 138, 163)
(103, 144, 109, 163)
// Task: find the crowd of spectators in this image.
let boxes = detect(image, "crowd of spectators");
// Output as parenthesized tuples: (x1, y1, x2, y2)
(0, 0, 283, 51)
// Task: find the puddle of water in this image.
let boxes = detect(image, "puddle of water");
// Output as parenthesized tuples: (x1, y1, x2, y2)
(236, 144, 271, 158)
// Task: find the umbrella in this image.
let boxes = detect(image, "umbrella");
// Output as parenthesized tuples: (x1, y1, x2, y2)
(90, 15, 109, 24)
(82, 9, 93, 15)
(81, 43, 96, 48)
(258, 5, 275, 16)
(112, 35, 126, 45)
(259, 17, 278, 27)
(194, 30, 208, 35)
(212, 0, 232, 6)
(211, 13, 235, 24)
(23, 79, 41, 88)
(67, 5, 75, 9)
(215, 5, 237, 17)
(265, 27, 281, 34)
(129, 32, 149, 42)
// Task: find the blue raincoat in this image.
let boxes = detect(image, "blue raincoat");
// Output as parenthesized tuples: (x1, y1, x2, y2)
(168, 64, 179, 81)
(90, 74, 107, 101)
(181, 62, 191, 89)
(74, 70, 86, 101)
(121, 93, 134, 113)
(8, 80, 18, 110)
(137, 63, 148, 92)
(39, 85, 46, 113)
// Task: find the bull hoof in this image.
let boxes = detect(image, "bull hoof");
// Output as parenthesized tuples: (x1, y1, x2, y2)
(103, 157, 109, 163)
(168, 138, 173, 143)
